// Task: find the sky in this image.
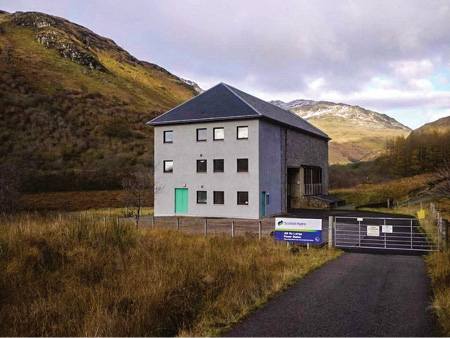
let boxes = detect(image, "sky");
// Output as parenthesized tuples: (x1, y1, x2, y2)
(1, 0, 450, 129)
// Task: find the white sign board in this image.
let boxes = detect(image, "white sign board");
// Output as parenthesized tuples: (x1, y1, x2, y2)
(367, 226, 380, 236)
(275, 218, 322, 231)
(357, 218, 364, 222)
(382, 225, 393, 233)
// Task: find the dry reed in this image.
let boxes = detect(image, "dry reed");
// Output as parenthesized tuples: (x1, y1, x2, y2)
(426, 251, 450, 336)
(0, 213, 341, 336)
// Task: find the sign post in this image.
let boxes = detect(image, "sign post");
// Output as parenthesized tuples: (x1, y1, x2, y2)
(274, 218, 322, 244)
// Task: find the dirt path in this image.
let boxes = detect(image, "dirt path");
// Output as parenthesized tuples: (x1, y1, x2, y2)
(225, 253, 435, 337)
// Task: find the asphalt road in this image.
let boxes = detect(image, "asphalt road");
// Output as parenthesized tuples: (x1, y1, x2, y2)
(225, 253, 435, 337)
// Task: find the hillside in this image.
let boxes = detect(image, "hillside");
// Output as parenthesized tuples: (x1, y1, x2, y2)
(375, 114, 450, 177)
(411, 115, 450, 136)
(272, 100, 411, 164)
(0, 11, 197, 191)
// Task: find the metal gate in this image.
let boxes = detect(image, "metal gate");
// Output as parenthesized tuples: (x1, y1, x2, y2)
(334, 217, 440, 252)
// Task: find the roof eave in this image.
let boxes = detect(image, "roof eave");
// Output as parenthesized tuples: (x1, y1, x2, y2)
(147, 115, 261, 126)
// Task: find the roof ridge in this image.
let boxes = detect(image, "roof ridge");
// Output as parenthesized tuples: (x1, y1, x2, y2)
(224, 83, 328, 138)
(221, 83, 263, 116)
(146, 83, 223, 125)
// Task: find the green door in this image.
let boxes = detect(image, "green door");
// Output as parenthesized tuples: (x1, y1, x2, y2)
(261, 191, 266, 217)
(175, 188, 188, 214)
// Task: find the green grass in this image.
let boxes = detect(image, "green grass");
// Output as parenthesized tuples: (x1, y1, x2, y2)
(0, 213, 341, 337)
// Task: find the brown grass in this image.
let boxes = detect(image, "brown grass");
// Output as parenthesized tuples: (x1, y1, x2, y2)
(23, 190, 129, 211)
(0, 213, 341, 337)
(331, 174, 434, 206)
(427, 251, 450, 336)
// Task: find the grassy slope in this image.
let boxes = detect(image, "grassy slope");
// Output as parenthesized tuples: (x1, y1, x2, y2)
(23, 190, 128, 211)
(311, 119, 410, 164)
(0, 213, 341, 337)
(0, 12, 196, 191)
(1, 12, 195, 111)
(330, 174, 435, 206)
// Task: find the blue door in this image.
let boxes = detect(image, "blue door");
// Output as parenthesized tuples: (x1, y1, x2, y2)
(261, 191, 266, 217)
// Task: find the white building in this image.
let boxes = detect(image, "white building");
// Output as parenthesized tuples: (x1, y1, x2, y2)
(147, 83, 331, 219)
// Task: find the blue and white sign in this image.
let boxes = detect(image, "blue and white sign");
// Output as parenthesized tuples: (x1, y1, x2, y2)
(275, 218, 322, 243)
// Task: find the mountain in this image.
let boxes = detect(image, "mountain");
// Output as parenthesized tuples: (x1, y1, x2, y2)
(0, 11, 197, 191)
(411, 115, 450, 136)
(181, 78, 203, 93)
(271, 99, 411, 164)
(375, 115, 450, 178)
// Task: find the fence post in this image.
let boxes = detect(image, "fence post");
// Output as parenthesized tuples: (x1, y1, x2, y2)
(152, 216, 155, 229)
(177, 217, 180, 231)
(104, 216, 107, 226)
(231, 220, 235, 238)
(204, 219, 208, 237)
(410, 219, 413, 250)
(443, 219, 448, 251)
(258, 221, 262, 239)
(328, 216, 334, 249)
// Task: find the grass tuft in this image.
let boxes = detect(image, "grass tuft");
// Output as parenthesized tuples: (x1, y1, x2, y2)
(427, 251, 450, 336)
(0, 213, 341, 336)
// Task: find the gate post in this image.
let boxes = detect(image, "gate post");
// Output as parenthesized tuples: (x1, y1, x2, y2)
(443, 219, 448, 251)
(328, 216, 334, 249)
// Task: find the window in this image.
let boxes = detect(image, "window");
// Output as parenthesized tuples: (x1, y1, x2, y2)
(197, 159, 207, 173)
(213, 127, 224, 140)
(237, 126, 248, 139)
(304, 166, 323, 196)
(237, 191, 249, 205)
(197, 128, 207, 141)
(163, 130, 173, 143)
(237, 158, 248, 172)
(213, 159, 224, 172)
(163, 160, 173, 173)
(197, 191, 207, 204)
(214, 191, 224, 204)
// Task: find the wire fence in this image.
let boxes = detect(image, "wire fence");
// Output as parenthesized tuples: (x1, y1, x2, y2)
(138, 216, 277, 238)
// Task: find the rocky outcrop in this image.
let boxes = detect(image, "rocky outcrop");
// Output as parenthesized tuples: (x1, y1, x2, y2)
(12, 12, 108, 72)
(181, 78, 203, 93)
(5, 11, 198, 95)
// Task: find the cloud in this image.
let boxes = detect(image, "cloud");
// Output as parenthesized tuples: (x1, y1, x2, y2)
(2, 0, 450, 129)
(425, 109, 450, 124)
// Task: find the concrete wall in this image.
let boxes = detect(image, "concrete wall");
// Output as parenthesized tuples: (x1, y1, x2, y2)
(154, 119, 260, 219)
(258, 120, 283, 217)
(154, 118, 329, 219)
(285, 128, 329, 195)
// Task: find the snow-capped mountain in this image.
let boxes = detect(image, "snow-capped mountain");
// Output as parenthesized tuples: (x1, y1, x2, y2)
(271, 99, 411, 164)
(271, 100, 410, 131)
(181, 78, 203, 93)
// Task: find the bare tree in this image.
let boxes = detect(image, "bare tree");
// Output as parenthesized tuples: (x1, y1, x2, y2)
(434, 161, 450, 197)
(0, 163, 23, 214)
(122, 166, 162, 228)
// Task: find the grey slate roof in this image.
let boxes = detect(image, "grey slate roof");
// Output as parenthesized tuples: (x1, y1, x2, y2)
(147, 83, 329, 140)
